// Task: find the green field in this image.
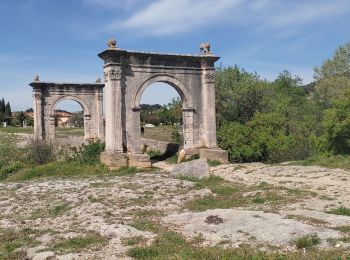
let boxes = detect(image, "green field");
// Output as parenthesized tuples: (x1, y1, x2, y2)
(0, 126, 179, 142)
(142, 125, 181, 143)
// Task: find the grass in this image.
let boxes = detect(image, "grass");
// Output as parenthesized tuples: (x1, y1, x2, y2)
(0, 126, 33, 134)
(327, 206, 350, 216)
(0, 228, 40, 259)
(142, 125, 180, 143)
(2, 160, 154, 182)
(56, 127, 84, 137)
(128, 231, 348, 260)
(31, 203, 72, 219)
(122, 236, 148, 246)
(52, 233, 107, 253)
(129, 219, 163, 233)
(293, 234, 321, 249)
(298, 154, 350, 170)
(182, 176, 316, 211)
(208, 160, 222, 167)
(0, 126, 83, 137)
(335, 226, 350, 233)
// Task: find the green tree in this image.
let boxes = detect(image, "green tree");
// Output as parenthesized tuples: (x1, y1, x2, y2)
(15, 111, 27, 127)
(313, 42, 350, 108)
(215, 65, 269, 125)
(4, 102, 11, 125)
(68, 112, 84, 127)
(322, 90, 350, 154)
(0, 98, 5, 113)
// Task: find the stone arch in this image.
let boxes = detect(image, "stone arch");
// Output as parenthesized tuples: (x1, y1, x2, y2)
(50, 95, 90, 117)
(30, 82, 104, 141)
(133, 74, 194, 109)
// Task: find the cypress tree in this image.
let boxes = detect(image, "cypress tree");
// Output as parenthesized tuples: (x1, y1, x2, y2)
(0, 98, 4, 113)
(4, 102, 11, 125)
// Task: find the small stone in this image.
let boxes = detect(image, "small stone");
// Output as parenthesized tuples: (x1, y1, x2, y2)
(205, 215, 224, 225)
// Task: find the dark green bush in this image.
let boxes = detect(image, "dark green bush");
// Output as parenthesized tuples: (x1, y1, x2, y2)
(66, 140, 105, 164)
(27, 138, 55, 165)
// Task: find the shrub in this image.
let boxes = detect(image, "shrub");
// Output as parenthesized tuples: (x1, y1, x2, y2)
(27, 138, 55, 165)
(293, 234, 320, 249)
(171, 128, 183, 145)
(0, 162, 26, 180)
(0, 134, 25, 168)
(66, 140, 105, 164)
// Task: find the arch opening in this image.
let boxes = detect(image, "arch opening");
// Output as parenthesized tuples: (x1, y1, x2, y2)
(52, 98, 86, 140)
(138, 82, 184, 161)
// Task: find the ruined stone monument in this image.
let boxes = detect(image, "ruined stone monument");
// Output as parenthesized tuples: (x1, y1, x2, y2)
(30, 40, 228, 168)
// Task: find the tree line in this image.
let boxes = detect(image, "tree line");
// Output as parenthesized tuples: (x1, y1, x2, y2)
(216, 42, 350, 163)
(0, 98, 12, 125)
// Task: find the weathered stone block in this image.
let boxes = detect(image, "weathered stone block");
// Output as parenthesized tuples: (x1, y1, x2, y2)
(100, 151, 128, 170)
(199, 148, 229, 163)
(128, 153, 152, 168)
(171, 159, 210, 179)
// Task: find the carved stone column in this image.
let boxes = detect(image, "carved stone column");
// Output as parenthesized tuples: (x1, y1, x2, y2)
(100, 63, 128, 169)
(96, 92, 104, 139)
(104, 65, 123, 152)
(33, 92, 43, 139)
(182, 108, 195, 149)
(201, 69, 218, 148)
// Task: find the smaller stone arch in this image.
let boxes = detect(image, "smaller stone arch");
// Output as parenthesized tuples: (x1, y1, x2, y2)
(30, 81, 105, 141)
(50, 95, 90, 117)
(133, 74, 194, 110)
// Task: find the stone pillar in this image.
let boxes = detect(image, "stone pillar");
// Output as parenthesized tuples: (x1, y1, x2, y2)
(201, 69, 218, 148)
(104, 64, 123, 152)
(100, 64, 128, 169)
(182, 108, 195, 149)
(96, 92, 104, 139)
(83, 115, 91, 140)
(33, 92, 43, 139)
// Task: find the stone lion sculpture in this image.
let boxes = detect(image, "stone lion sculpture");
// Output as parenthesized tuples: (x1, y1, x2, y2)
(108, 39, 117, 49)
(200, 43, 212, 55)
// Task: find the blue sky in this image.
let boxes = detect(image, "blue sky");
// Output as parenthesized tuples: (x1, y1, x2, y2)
(0, 0, 349, 111)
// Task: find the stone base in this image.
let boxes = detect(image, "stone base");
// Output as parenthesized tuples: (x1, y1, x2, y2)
(100, 151, 128, 170)
(199, 148, 229, 163)
(128, 153, 152, 168)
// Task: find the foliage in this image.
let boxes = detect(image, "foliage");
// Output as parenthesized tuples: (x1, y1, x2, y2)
(66, 140, 105, 164)
(0, 134, 25, 168)
(216, 61, 340, 162)
(128, 231, 347, 260)
(27, 138, 56, 165)
(313, 42, 350, 108)
(68, 112, 84, 127)
(293, 234, 320, 249)
(327, 206, 350, 216)
(0, 98, 12, 125)
(171, 127, 183, 145)
(141, 97, 182, 125)
(322, 90, 350, 154)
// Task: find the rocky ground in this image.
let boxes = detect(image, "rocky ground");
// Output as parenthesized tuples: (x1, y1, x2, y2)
(1, 162, 350, 259)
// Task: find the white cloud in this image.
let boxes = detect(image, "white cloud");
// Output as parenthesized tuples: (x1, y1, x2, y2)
(260, 1, 350, 29)
(108, 0, 242, 36)
(102, 0, 350, 37)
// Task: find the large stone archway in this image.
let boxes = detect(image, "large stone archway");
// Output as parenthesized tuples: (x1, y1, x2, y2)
(30, 81, 104, 140)
(99, 40, 228, 168)
(30, 40, 228, 168)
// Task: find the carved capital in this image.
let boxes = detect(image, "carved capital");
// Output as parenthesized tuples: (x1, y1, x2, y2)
(205, 72, 216, 83)
(33, 93, 42, 100)
(104, 67, 122, 82)
(97, 93, 103, 101)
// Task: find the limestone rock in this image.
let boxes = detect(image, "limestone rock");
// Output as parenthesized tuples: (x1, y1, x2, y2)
(171, 159, 210, 179)
(177, 149, 186, 164)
